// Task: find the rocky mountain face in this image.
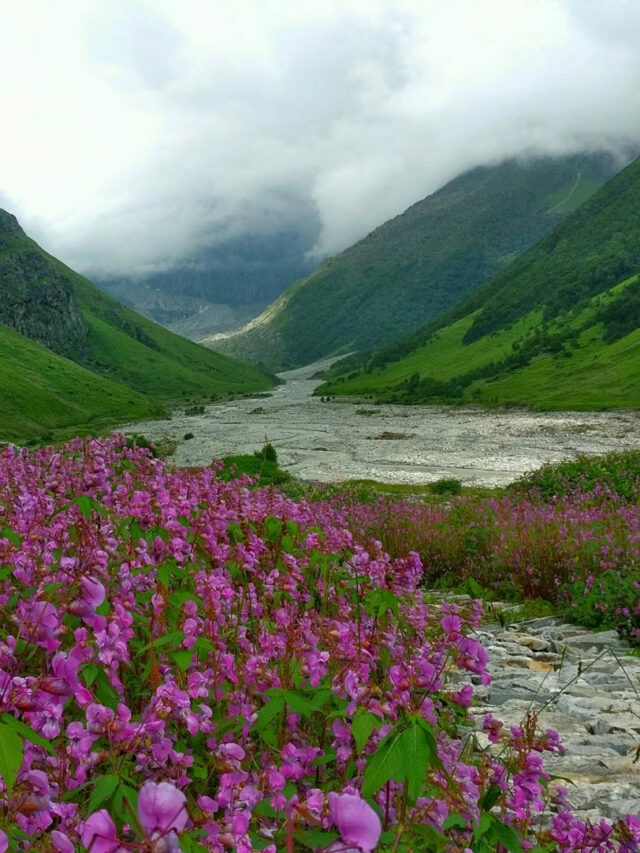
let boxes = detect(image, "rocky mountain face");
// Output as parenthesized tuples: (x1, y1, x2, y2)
(0, 211, 88, 359)
(96, 215, 320, 338)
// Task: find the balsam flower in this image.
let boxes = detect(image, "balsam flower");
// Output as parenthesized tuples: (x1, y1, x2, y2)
(327, 793, 381, 853)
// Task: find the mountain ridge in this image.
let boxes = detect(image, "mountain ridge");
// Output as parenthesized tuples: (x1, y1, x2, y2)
(204, 150, 624, 370)
(319, 154, 640, 409)
(0, 209, 276, 442)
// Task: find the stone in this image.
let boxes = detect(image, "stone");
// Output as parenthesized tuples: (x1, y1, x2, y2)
(496, 632, 551, 651)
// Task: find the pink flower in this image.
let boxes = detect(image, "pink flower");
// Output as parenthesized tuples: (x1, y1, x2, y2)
(327, 793, 381, 853)
(441, 613, 462, 634)
(0, 830, 7, 853)
(81, 576, 106, 608)
(80, 810, 121, 853)
(138, 781, 188, 835)
(51, 830, 74, 853)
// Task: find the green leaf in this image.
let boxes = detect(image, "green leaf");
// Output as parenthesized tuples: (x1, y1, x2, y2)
(283, 690, 316, 718)
(81, 664, 101, 686)
(352, 708, 379, 753)
(0, 722, 23, 796)
(172, 649, 194, 672)
(294, 827, 340, 849)
(362, 727, 406, 798)
(227, 522, 244, 544)
(89, 773, 120, 813)
(282, 781, 297, 799)
(264, 516, 282, 543)
(254, 695, 285, 733)
(310, 749, 337, 767)
(443, 813, 468, 831)
(473, 813, 493, 841)
(364, 588, 400, 621)
(250, 835, 280, 851)
(479, 784, 502, 811)
(138, 630, 184, 654)
(397, 722, 430, 801)
(492, 821, 524, 853)
(93, 670, 121, 711)
(0, 526, 22, 546)
(113, 783, 141, 836)
(411, 823, 448, 850)
(0, 714, 54, 755)
(253, 801, 279, 818)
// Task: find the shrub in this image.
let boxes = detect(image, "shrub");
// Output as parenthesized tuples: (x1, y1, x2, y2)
(509, 450, 640, 501)
(430, 477, 463, 495)
(254, 441, 278, 463)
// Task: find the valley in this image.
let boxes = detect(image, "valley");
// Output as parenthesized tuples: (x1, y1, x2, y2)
(121, 358, 640, 486)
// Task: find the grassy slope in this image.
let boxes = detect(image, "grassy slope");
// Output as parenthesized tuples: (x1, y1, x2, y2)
(0, 223, 276, 443)
(207, 152, 621, 370)
(42, 245, 275, 401)
(322, 276, 640, 409)
(322, 154, 640, 410)
(0, 322, 163, 443)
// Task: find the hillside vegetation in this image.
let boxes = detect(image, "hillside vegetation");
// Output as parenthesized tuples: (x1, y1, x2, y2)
(0, 209, 275, 442)
(321, 155, 640, 409)
(206, 151, 622, 369)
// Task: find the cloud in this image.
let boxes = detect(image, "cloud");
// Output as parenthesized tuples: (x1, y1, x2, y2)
(1, 0, 640, 277)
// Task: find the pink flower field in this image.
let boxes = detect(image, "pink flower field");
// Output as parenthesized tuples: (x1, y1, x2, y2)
(0, 437, 637, 852)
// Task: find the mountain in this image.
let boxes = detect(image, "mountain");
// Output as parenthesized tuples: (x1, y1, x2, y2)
(0, 209, 275, 443)
(319, 154, 640, 410)
(96, 217, 320, 339)
(204, 151, 624, 370)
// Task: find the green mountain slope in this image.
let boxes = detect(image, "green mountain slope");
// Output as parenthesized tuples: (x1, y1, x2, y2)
(0, 209, 275, 442)
(320, 155, 640, 410)
(0, 322, 163, 443)
(205, 151, 622, 370)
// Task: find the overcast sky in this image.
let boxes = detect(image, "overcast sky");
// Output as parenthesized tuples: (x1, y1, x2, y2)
(1, 0, 640, 277)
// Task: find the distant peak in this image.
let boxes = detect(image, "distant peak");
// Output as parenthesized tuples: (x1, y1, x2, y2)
(0, 209, 24, 236)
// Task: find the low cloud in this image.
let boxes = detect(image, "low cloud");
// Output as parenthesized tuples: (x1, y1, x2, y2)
(1, 0, 640, 277)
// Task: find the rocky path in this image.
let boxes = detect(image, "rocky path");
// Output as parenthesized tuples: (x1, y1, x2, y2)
(468, 613, 640, 821)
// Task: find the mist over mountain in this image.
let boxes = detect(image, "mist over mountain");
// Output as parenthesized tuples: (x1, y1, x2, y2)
(205, 150, 625, 369)
(94, 213, 320, 338)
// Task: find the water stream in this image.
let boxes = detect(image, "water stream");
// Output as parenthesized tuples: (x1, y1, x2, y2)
(124, 358, 640, 486)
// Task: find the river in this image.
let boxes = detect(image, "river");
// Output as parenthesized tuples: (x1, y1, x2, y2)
(123, 358, 640, 487)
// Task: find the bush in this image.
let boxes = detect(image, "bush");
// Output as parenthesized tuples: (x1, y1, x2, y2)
(184, 404, 205, 416)
(509, 450, 640, 501)
(430, 477, 462, 495)
(254, 442, 278, 463)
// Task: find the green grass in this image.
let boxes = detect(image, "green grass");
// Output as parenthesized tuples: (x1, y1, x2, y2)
(322, 272, 640, 410)
(43, 246, 276, 402)
(0, 322, 164, 444)
(0, 218, 277, 445)
(217, 454, 291, 487)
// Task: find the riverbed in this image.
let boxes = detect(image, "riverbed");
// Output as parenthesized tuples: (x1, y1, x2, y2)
(123, 359, 640, 486)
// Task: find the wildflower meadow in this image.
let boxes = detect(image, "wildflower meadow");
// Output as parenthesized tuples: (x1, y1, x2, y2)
(0, 437, 637, 852)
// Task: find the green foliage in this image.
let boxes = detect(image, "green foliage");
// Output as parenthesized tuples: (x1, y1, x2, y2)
(597, 276, 640, 341)
(429, 478, 462, 495)
(322, 154, 640, 410)
(254, 442, 278, 463)
(218, 453, 290, 487)
(567, 569, 640, 638)
(509, 450, 640, 501)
